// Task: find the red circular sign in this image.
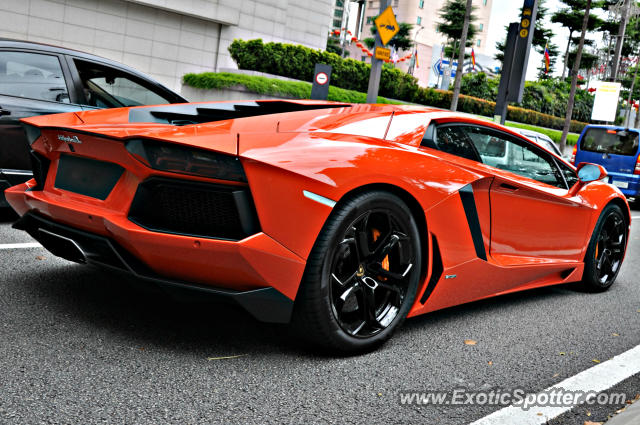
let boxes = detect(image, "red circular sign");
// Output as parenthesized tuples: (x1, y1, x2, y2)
(315, 72, 329, 85)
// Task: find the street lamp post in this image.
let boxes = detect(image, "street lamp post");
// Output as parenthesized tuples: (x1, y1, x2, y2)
(408, 26, 424, 76)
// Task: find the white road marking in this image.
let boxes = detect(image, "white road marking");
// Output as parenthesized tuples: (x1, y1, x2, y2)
(0, 242, 42, 250)
(470, 343, 640, 425)
(632, 215, 640, 220)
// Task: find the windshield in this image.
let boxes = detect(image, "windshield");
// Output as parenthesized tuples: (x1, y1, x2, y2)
(580, 128, 639, 156)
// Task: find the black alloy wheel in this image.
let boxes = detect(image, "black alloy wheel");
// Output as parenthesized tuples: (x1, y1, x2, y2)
(581, 204, 628, 292)
(329, 209, 415, 338)
(292, 191, 422, 353)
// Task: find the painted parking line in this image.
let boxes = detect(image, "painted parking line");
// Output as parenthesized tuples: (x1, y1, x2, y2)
(0, 242, 42, 250)
(470, 343, 640, 425)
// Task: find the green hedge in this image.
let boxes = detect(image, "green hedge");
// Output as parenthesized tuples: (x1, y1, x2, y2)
(228, 38, 419, 101)
(182, 72, 403, 104)
(225, 39, 587, 133)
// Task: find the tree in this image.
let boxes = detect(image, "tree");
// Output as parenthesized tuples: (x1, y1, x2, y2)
(364, 22, 414, 51)
(451, 0, 474, 111)
(622, 62, 640, 126)
(551, 0, 603, 78)
(560, 0, 593, 153)
(437, 0, 478, 59)
(567, 49, 599, 72)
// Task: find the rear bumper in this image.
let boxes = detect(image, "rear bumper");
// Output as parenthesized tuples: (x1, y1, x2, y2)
(607, 172, 640, 197)
(13, 211, 297, 323)
(0, 168, 32, 208)
(6, 184, 307, 323)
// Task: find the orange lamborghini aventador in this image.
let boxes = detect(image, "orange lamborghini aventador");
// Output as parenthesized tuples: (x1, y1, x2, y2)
(6, 100, 631, 352)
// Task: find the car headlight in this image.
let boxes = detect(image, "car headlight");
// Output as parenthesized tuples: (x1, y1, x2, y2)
(126, 139, 247, 182)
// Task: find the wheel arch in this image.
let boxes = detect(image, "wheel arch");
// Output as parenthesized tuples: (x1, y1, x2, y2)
(606, 196, 631, 227)
(334, 183, 429, 286)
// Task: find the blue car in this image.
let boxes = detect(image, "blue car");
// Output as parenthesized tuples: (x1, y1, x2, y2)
(572, 125, 640, 198)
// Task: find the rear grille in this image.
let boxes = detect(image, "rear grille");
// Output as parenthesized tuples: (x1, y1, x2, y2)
(128, 178, 260, 240)
(29, 151, 51, 191)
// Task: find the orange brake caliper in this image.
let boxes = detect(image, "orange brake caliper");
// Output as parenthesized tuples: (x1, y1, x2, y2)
(372, 229, 390, 271)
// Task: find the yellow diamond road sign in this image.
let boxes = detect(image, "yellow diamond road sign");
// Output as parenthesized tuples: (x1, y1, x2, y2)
(374, 6, 399, 46)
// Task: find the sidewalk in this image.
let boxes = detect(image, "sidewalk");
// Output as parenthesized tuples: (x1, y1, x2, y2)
(604, 400, 640, 425)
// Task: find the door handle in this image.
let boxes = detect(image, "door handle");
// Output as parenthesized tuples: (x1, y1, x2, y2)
(0, 108, 10, 116)
(499, 183, 519, 192)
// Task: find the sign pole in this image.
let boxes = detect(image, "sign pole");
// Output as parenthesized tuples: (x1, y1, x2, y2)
(494, 23, 520, 124)
(366, 0, 391, 104)
(310, 63, 332, 100)
(493, 0, 538, 124)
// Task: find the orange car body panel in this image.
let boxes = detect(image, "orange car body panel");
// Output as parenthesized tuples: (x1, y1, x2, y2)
(6, 100, 631, 322)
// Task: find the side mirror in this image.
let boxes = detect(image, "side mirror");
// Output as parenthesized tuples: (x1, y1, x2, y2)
(576, 162, 607, 183)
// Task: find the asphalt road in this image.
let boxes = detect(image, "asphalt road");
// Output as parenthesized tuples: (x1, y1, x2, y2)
(1, 206, 639, 425)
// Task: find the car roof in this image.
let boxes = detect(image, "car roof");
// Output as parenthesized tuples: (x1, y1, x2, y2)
(517, 128, 552, 141)
(582, 124, 640, 133)
(0, 38, 183, 98)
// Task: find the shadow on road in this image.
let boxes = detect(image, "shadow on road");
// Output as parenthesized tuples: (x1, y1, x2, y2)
(4, 257, 587, 358)
(5, 263, 306, 357)
(0, 207, 18, 223)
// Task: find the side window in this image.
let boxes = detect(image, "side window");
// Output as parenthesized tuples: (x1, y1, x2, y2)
(430, 125, 480, 161)
(557, 160, 579, 188)
(458, 125, 566, 189)
(0, 51, 69, 103)
(74, 59, 172, 108)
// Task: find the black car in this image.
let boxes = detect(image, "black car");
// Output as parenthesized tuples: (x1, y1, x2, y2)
(0, 39, 187, 207)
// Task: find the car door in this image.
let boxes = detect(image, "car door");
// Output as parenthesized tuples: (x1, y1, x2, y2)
(452, 124, 592, 263)
(0, 50, 83, 172)
(66, 57, 180, 110)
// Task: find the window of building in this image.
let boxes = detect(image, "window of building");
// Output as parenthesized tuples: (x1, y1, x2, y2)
(483, 0, 487, 5)
(334, 9, 343, 18)
(366, 16, 374, 24)
(333, 19, 342, 28)
(417, 16, 422, 25)
(419, 0, 424, 8)
(476, 39, 481, 47)
(479, 23, 484, 31)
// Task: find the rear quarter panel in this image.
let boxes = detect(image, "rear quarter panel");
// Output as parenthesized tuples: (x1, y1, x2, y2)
(239, 130, 483, 260)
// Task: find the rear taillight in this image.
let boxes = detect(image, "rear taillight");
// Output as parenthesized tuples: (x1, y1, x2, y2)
(125, 139, 247, 182)
(635, 156, 640, 175)
(570, 145, 577, 165)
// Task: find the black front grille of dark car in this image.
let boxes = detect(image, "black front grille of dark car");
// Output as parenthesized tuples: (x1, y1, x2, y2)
(128, 178, 260, 240)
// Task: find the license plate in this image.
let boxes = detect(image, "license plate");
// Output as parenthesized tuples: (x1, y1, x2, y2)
(612, 180, 629, 189)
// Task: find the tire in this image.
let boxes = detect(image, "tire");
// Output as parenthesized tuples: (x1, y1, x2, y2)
(292, 190, 422, 354)
(580, 203, 628, 292)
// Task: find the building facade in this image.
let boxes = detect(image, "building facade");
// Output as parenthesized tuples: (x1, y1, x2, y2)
(0, 0, 333, 93)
